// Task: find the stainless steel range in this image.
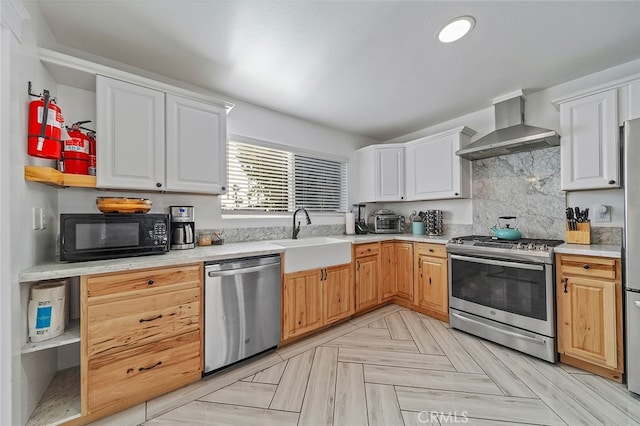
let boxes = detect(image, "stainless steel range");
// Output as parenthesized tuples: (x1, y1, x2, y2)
(447, 235, 564, 362)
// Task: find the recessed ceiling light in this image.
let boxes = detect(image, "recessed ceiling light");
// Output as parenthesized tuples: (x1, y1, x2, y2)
(438, 16, 475, 43)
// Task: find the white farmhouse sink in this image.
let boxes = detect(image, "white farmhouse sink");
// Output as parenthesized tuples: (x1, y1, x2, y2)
(271, 237, 352, 273)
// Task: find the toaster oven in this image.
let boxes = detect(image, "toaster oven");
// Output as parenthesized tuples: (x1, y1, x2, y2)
(368, 213, 405, 234)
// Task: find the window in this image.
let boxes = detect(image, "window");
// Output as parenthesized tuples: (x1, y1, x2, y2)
(223, 138, 347, 213)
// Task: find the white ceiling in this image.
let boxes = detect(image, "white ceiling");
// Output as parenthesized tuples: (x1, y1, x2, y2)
(33, 1, 640, 141)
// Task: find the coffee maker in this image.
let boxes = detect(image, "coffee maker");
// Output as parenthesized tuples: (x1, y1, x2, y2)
(353, 204, 369, 234)
(170, 206, 195, 250)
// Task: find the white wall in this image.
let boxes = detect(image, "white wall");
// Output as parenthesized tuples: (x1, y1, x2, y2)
(2, 1, 65, 424)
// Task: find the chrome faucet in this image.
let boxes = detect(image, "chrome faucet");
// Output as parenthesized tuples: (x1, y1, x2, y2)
(292, 208, 312, 239)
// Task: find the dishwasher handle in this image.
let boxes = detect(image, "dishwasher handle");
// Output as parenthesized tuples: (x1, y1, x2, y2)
(207, 263, 278, 278)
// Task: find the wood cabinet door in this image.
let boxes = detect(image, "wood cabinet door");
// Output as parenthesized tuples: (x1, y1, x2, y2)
(96, 75, 165, 190)
(557, 275, 617, 368)
(396, 242, 414, 301)
(416, 255, 448, 315)
(165, 94, 227, 194)
(324, 264, 353, 324)
(560, 89, 619, 190)
(355, 255, 379, 311)
(282, 269, 323, 340)
(380, 242, 396, 300)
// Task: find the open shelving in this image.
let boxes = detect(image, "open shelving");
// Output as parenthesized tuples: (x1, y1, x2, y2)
(24, 166, 96, 188)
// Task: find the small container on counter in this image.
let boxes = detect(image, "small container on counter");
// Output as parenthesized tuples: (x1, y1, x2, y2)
(197, 231, 212, 246)
(212, 232, 224, 245)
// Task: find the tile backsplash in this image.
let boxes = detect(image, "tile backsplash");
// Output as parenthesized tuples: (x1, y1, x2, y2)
(472, 147, 565, 240)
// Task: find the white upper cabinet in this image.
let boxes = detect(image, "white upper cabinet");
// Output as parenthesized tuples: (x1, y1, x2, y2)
(405, 126, 475, 201)
(560, 89, 619, 191)
(97, 76, 165, 191)
(165, 94, 227, 194)
(357, 145, 405, 202)
(97, 76, 228, 194)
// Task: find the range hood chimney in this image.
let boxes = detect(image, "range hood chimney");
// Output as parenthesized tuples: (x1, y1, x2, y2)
(456, 93, 560, 160)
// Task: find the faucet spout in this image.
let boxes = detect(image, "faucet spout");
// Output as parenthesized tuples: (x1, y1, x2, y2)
(292, 208, 312, 239)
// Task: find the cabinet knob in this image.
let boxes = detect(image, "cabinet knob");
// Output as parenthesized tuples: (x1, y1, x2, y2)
(156, 182, 162, 188)
(608, 180, 616, 185)
(454, 192, 459, 196)
(147, 279, 155, 285)
(582, 264, 590, 269)
(222, 186, 227, 191)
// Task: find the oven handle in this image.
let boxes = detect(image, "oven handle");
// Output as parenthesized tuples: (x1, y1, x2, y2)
(450, 311, 546, 346)
(449, 254, 544, 271)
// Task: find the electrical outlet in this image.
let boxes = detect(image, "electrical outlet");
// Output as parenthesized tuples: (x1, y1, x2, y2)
(594, 204, 611, 223)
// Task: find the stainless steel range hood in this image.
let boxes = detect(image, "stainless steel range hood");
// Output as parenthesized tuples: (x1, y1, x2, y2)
(456, 95, 560, 160)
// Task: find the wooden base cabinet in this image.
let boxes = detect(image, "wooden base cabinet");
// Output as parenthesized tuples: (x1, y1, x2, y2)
(556, 254, 623, 382)
(414, 243, 448, 321)
(354, 243, 381, 312)
(381, 242, 413, 302)
(282, 263, 352, 341)
(81, 264, 203, 422)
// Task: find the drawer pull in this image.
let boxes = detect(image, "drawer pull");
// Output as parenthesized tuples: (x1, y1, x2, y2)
(429, 249, 434, 253)
(147, 279, 155, 285)
(367, 248, 371, 252)
(582, 264, 590, 269)
(138, 361, 162, 372)
(139, 314, 163, 323)
(563, 277, 569, 293)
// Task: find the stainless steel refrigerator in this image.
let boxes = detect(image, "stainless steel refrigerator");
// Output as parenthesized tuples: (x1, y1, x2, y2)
(625, 118, 640, 395)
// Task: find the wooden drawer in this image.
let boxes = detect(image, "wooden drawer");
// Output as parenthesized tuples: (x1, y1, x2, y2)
(557, 254, 618, 280)
(86, 330, 201, 416)
(354, 243, 380, 258)
(86, 264, 202, 299)
(415, 243, 447, 258)
(86, 287, 200, 358)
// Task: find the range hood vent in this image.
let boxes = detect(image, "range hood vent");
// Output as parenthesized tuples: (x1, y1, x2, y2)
(456, 95, 560, 160)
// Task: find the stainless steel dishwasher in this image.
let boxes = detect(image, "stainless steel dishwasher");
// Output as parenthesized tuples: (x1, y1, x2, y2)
(204, 254, 281, 373)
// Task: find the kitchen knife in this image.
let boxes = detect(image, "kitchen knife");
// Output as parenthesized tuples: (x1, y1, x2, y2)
(575, 207, 581, 222)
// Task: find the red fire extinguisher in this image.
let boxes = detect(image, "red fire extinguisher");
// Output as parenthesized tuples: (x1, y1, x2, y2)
(64, 121, 92, 175)
(28, 89, 64, 160)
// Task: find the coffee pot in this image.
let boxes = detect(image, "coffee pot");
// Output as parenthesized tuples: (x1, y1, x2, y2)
(170, 206, 195, 249)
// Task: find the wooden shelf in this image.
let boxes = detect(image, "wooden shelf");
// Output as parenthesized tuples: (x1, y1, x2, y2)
(25, 166, 96, 188)
(21, 319, 80, 355)
(26, 367, 81, 426)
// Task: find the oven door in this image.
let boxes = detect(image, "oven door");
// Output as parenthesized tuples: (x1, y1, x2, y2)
(448, 254, 554, 337)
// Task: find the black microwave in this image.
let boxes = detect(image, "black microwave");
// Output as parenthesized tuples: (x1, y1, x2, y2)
(60, 213, 170, 262)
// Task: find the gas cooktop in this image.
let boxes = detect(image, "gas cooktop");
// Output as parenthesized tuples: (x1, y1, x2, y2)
(446, 235, 564, 263)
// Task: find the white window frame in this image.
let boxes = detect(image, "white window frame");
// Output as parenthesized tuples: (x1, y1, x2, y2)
(222, 134, 348, 217)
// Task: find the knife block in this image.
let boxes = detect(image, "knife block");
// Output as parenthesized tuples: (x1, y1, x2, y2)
(565, 221, 591, 244)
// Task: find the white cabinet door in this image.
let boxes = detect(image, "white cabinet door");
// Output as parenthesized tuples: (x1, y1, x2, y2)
(165, 94, 227, 194)
(405, 127, 473, 200)
(560, 89, 619, 190)
(96, 75, 165, 190)
(356, 145, 404, 202)
(376, 147, 405, 201)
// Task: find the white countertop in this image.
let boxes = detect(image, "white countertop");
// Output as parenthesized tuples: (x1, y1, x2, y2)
(19, 233, 452, 282)
(554, 243, 621, 258)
